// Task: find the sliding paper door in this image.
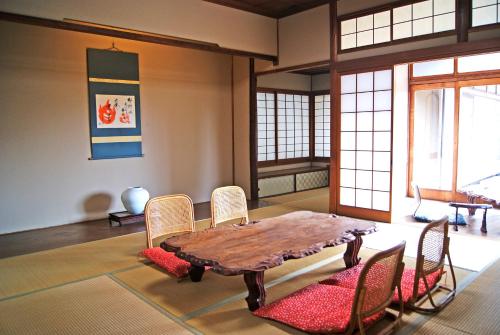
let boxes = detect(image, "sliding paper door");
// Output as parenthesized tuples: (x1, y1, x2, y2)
(337, 69, 393, 222)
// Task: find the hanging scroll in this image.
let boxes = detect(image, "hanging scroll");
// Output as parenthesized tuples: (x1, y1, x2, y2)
(87, 48, 142, 159)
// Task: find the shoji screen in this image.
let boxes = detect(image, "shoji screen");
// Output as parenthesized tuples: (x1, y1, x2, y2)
(314, 94, 331, 158)
(339, 69, 393, 216)
(277, 94, 309, 159)
(257, 92, 276, 162)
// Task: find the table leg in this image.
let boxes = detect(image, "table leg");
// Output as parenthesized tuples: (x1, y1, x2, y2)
(454, 207, 459, 232)
(467, 196, 477, 216)
(344, 235, 363, 268)
(481, 209, 488, 234)
(189, 264, 205, 282)
(244, 271, 266, 311)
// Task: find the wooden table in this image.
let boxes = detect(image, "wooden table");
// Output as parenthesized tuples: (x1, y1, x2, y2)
(458, 174, 500, 212)
(161, 211, 376, 311)
(108, 211, 144, 227)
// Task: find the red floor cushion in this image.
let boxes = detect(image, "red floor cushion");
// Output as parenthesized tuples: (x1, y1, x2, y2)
(319, 264, 364, 289)
(319, 264, 442, 304)
(397, 268, 442, 304)
(253, 283, 384, 334)
(142, 247, 191, 278)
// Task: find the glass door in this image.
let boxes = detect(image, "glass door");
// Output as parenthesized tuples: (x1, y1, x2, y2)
(457, 80, 500, 193)
(409, 83, 456, 201)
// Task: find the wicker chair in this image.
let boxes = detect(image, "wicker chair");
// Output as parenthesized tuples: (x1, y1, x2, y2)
(400, 216, 456, 313)
(210, 186, 249, 227)
(321, 217, 456, 314)
(142, 194, 195, 278)
(254, 242, 406, 335)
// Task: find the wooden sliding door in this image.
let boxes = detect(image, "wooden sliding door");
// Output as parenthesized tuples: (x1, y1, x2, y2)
(336, 68, 394, 222)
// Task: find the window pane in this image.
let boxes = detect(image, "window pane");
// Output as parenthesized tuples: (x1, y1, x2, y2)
(434, 12, 455, 32)
(341, 94, 356, 112)
(357, 15, 373, 31)
(458, 52, 500, 72)
(357, 151, 373, 170)
(394, 5, 412, 23)
(413, 58, 454, 77)
(373, 172, 391, 191)
(357, 132, 373, 150)
(341, 169, 356, 187)
(356, 189, 372, 208)
(341, 34, 357, 50)
(472, 5, 497, 26)
(341, 113, 356, 131)
(372, 191, 390, 211)
(341, 150, 356, 169)
(374, 27, 391, 43)
(374, 11, 390, 27)
(374, 111, 392, 131)
(434, 0, 455, 15)
(341, 74, 357, 94)
(374, 131, 391, 151)
(393, 22, 412, 39)
(413, 17, 433, 36)
(340, 187, 355, 206)
(342, 19, 357, 35)
(356, 170, 372, 189)
(374, 70, 392, 90)
(413, 0, 433, 19)
(357, 92, 374, 111)
(357, 112, 373, 131)
(373, 151, 391, 171)
(374, 91, 392, 111)
(357, 30, 373, 47)
(357, 72, 374, 92)
(341, 132, 356, 150)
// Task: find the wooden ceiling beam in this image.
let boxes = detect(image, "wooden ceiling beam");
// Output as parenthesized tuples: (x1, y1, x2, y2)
(0, 11, 278, 63)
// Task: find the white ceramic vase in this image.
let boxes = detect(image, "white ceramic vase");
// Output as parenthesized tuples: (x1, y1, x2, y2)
(121, 187, 150, 214)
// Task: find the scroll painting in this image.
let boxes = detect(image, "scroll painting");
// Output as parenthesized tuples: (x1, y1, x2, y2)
(87, 48, 142, 159)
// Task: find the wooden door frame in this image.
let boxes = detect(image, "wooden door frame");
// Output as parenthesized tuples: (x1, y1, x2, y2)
(408, 77, 500, 202)
(408, 81, 456, 201)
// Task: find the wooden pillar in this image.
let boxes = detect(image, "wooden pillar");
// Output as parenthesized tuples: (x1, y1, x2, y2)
(329, 0, 339, 213)
(457, 0, 470, 43)
(249, 58, 259, 200)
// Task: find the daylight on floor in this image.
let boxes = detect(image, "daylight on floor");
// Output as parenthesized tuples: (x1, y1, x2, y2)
(1, 0, 499, 334)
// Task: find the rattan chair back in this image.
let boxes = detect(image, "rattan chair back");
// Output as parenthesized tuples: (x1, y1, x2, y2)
(211, 186, 249, 227)
(144, 194, 195, 248)
(348, 241, 406, 334)
(409, 216, 456, 312)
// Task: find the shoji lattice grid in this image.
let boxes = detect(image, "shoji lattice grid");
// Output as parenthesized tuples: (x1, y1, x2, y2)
(393, 0, 455, 39)
(339, 69, 392, 211)
(257, 92, 276, 162)
(340, 0, 455, 50)
(341, 10, 391, 50)
(314, 94, 331, 157)
(472, 0, 500, 27)
(277, 94, 309, 159)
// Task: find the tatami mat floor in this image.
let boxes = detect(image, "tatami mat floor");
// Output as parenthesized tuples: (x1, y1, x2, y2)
(1, 188, 499, 334)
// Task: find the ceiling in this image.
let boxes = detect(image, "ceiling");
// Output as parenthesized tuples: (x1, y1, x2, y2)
(203, 0, 331, 19)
